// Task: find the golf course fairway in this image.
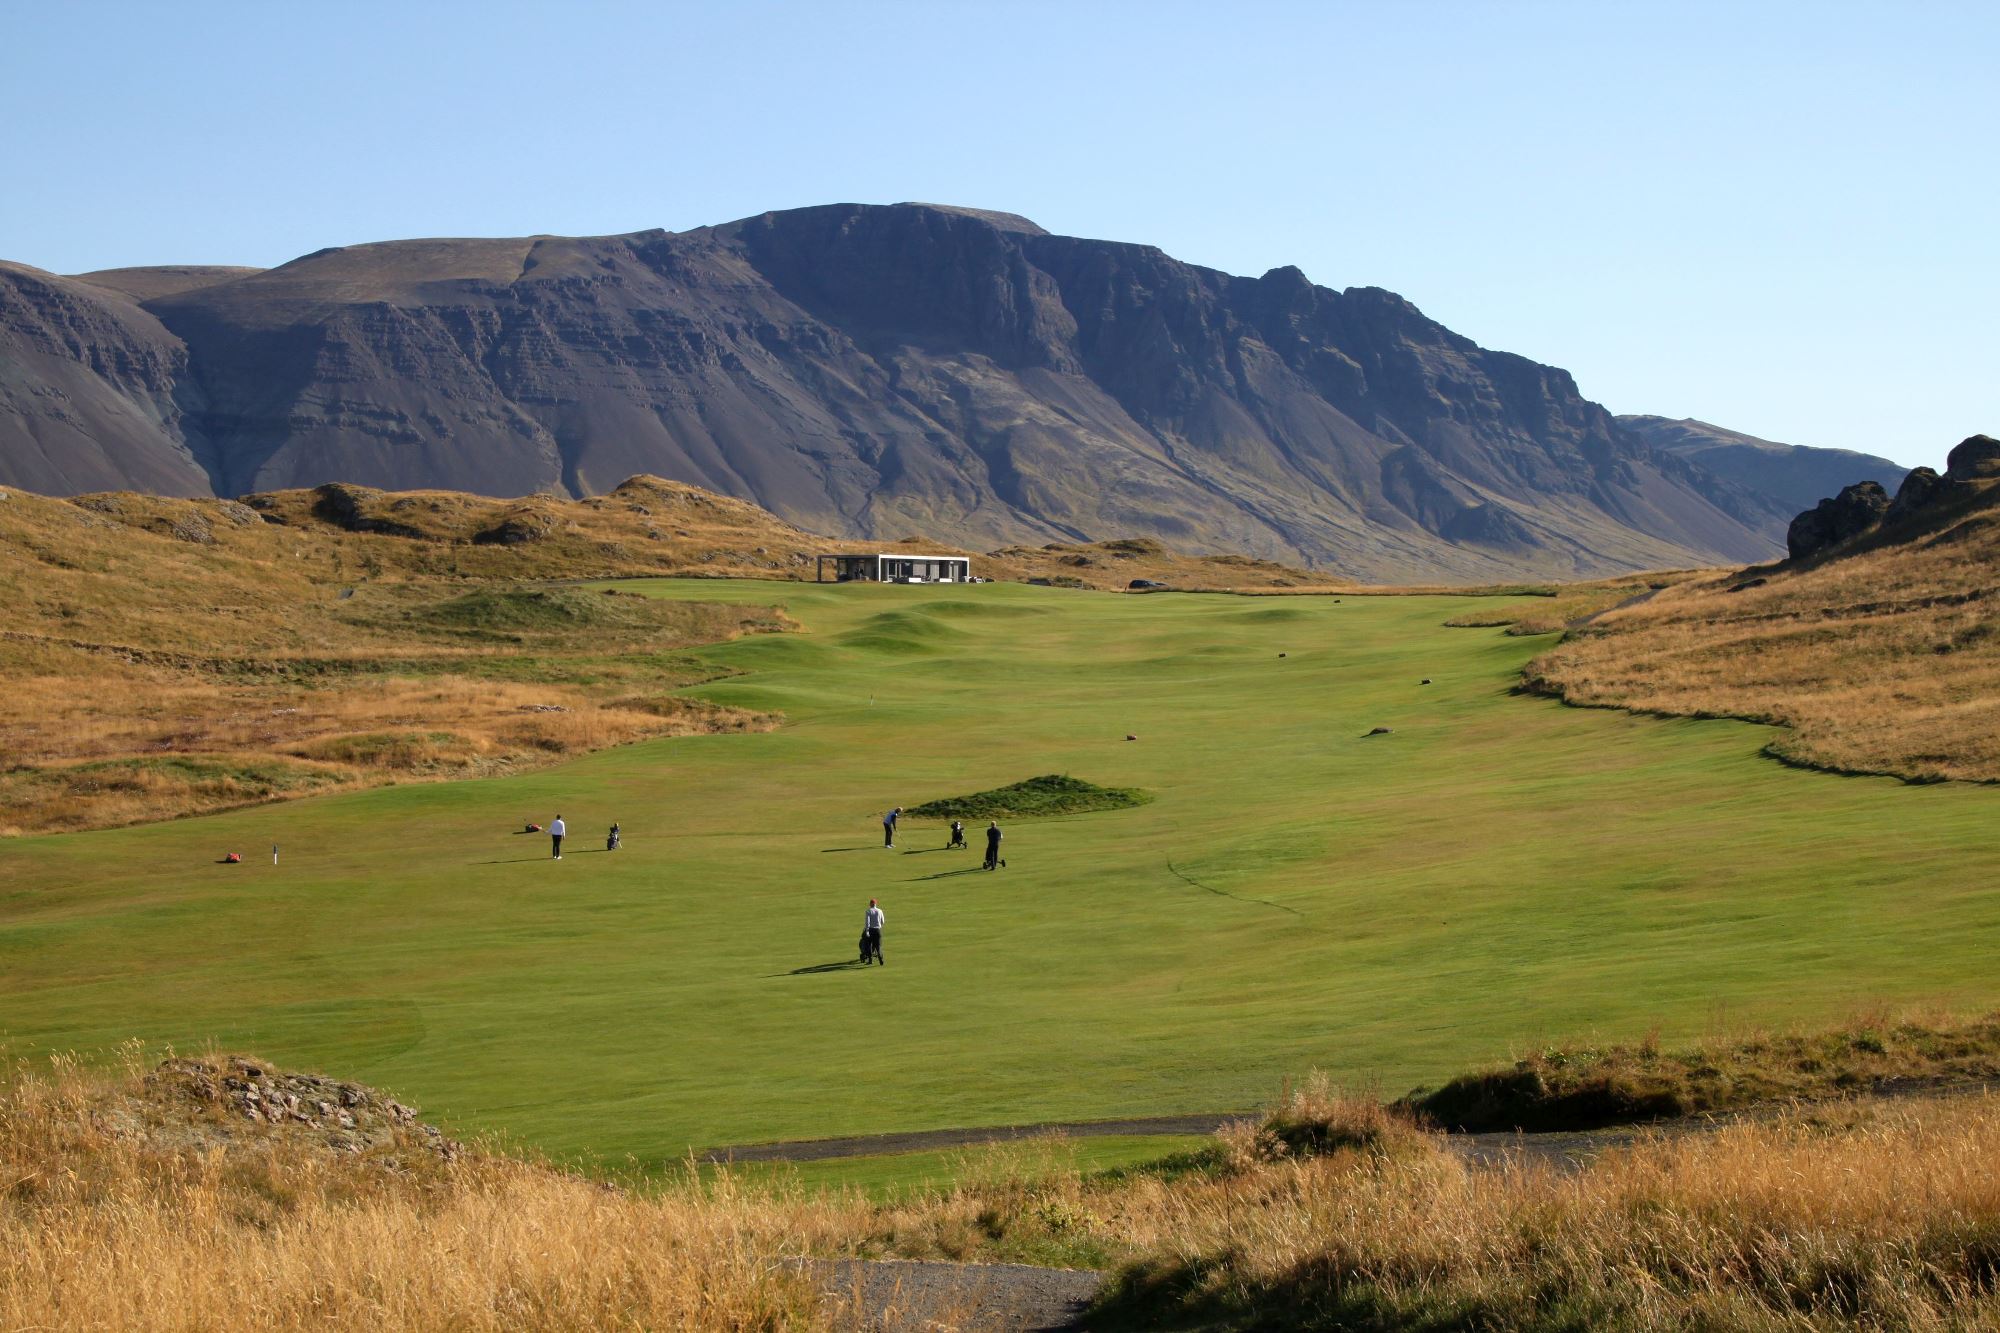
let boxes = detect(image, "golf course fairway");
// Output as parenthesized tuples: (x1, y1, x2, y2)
(3, 580, 1997, 1172)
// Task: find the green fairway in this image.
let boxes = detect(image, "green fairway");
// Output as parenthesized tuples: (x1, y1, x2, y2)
(3, 580, 1998, 1175)
(705, 1134, 1216, 1200)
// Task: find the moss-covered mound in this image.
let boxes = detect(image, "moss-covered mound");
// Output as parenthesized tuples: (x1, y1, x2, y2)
(906, 774, 1151, 820)
(1404, 1014, 2000, 1133)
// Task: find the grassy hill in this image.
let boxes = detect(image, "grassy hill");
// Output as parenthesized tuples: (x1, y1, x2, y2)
(1517, 442, 2000, 782)
(1, 577, 1996, 1171)
(0, 480, 1326, 833)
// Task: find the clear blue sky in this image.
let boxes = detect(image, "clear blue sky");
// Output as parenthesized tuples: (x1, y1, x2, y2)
(4, 1, 1992, 468)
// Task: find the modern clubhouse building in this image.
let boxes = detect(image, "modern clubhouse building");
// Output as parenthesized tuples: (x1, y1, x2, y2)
(816, 552, 973, 584)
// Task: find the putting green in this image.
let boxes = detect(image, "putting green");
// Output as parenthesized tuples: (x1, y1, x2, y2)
(2, 581, 1997, 1171)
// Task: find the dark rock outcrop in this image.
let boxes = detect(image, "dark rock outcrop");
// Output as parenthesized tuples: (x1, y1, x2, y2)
(1787, 482, 1891, 560)
(309, 482, 429, 538)
(1885, 466, 1943, 525)
(1945, 434, 2000, 482)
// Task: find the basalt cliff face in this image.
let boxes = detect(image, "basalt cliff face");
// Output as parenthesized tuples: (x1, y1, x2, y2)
(0, 204, 1891, 579)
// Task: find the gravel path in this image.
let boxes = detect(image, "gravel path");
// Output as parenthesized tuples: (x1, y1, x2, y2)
(799, 1258, 1101, 1332)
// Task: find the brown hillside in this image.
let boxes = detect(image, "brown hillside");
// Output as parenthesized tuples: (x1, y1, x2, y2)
(0, 480, 814, 834)
(1520, 436, 2000, 782)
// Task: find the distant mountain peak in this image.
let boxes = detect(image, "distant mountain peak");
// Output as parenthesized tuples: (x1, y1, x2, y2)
(0, 206, 1868, 580)
(892, 203, 1049, 234)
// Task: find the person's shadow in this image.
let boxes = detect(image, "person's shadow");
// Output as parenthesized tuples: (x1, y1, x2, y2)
(777, 960, 867, 976)
(910, 867, 985, 882)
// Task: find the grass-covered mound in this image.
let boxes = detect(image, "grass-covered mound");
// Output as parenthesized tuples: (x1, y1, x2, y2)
(907, 774, 1151, 820)
(1406, 1012, 2000, 1132)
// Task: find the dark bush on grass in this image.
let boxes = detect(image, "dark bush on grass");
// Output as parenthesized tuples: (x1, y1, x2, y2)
(1406, 1013, 2000, 1133)
(1412, 1065, 1690, 1134)
(906, 774, 1151, 820)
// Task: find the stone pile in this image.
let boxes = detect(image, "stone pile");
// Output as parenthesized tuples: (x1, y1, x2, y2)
(145, 1056, 459, 1160)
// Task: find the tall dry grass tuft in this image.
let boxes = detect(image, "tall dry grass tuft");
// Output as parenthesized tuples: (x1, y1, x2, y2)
(1219, 1071, 1431, 1169)
(0, 1056, 830, 1331)
(1095, 1096, 2000, 1330)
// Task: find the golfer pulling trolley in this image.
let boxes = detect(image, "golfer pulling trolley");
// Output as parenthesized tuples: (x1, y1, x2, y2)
(860, 899, 885, 966)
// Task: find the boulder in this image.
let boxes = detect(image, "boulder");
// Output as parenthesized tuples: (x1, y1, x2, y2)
(310, 483, 428, 538)
(1945, 434, 2000, 482)
(473, 513, 554, 545)
(1885, 466, 1943, 525)
(1786, 481, 1890, 560)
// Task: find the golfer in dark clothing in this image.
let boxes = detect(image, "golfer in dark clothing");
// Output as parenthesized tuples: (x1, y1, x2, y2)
(883, 807, 901, 848)
(984, 820, 1003, 870)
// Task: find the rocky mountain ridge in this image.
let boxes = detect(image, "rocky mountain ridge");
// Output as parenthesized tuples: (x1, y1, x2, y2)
(0, 204, 1910, 579)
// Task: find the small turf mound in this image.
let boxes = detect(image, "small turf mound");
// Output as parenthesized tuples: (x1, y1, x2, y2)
(907, 774, 1151, 820)
(1404, 1013, 2000, 1133)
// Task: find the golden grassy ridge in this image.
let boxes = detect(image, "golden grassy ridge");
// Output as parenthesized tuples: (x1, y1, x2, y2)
(0, 483, 802, 834)
(1517, 475, 2000, 782)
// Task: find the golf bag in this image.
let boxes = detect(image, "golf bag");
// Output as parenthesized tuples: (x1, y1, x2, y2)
(859, 928, 881, 965)
(607, 824, 621, 851)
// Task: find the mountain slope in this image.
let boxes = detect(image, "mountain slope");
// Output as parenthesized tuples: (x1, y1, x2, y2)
(0, 261, 213, 495)
(1618, 415, 1907, 516)
(0, 204, 1837, 579)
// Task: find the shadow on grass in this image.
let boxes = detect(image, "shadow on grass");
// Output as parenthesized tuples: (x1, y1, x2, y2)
(821, 846, 881, 853)
(901, 847, 959, 855)
(777, 960, 868, 976)
(910, 867, 988, 881)
(477, 856, 561, 864)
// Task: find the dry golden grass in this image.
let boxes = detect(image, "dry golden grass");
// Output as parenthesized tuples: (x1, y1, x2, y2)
(0, 484, 800, 834)
(1499, 481, 2000, 782)
(1441, 570, 1708, 635)
(1093, 1095, 2000, 1330)
(0, 1053, 833, 1332)
(11, 1032, 2000, 1331)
